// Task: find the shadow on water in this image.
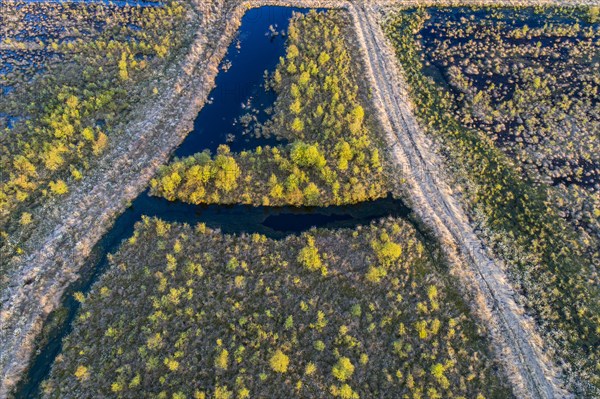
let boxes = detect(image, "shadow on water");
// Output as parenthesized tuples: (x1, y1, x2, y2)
(14, 7, 418, 397)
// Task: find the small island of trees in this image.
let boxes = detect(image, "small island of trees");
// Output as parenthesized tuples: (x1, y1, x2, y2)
(150, 11, 392, 207)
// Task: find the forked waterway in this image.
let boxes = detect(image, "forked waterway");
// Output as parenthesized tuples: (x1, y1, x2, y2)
(14, 7, 418, 397)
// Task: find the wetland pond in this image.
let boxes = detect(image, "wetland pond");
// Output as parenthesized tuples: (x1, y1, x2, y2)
(15, 7, 418, 397)
(418, 7, 599, 190)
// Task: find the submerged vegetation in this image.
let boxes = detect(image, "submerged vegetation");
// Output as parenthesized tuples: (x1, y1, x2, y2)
(385, 6, 599, 393)
(151, 11, 392, 207)
(0, 1, 195, 281)
(418, 7, 599, 236)
(42, 216, 511, 399)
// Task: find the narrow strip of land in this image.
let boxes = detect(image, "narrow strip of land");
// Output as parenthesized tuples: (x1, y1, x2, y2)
(0, 0, 596, 397)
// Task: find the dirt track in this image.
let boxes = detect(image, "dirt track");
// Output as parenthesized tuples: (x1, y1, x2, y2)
(0, 0, 596, 397)
(348, 4, 568, 398)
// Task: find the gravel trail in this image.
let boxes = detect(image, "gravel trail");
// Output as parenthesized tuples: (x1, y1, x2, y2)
(347, 3, 573, 398)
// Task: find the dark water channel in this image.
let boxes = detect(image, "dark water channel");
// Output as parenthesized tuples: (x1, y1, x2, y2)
(14, 7, 416, 397)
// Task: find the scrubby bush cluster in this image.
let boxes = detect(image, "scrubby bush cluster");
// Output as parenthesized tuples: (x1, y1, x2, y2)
(385, 6, 599, 394)
(27, 8, 515, 399)
(0, 1, 196, 283)
(42, 217, 511, 399)
(150, 11, 391, 207)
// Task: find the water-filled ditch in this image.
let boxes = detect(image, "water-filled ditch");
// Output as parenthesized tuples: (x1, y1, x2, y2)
(14, 7, 420, 397)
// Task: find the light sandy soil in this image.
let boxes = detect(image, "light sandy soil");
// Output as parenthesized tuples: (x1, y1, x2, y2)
(348, 3, 567, 398)
(0, 0, 596, 397)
